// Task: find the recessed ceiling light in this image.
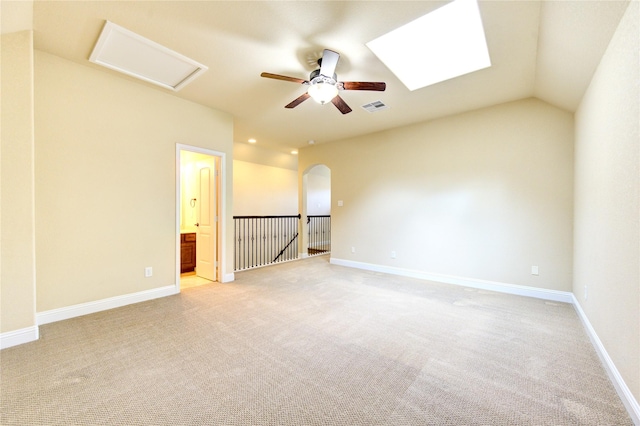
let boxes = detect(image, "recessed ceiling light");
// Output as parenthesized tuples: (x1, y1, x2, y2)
(89, 21, 207, 91)
(248, 138, 257, 144)
(291, 150, 298, 155)
(308, 140, 315, 145)
(366, 0, 491, 91)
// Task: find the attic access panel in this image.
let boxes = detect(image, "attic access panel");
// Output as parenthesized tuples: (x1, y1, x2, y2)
(89, 21, 208, 91)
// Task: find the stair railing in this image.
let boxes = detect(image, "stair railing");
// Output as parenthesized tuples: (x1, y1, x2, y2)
(307, 215, 331, 256)
(233, 214, 300, 271)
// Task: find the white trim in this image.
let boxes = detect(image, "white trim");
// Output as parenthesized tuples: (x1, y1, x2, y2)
(89, 21, 207, 91)
(330, 258, 573, 303)
(176, 144, 230, 290)
(6, 254, 639, 422)
(0, 326, 39, 350)
(36, 285, 177, 325)
(330, 257, 638, 423)
(176, 145, 183, 293)
(572, 295, 640, 425)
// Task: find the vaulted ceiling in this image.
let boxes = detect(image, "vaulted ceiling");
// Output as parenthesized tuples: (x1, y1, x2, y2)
(3, 1, 631, 153)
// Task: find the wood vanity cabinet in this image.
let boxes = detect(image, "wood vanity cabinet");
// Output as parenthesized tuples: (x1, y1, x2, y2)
(181, 233, 196, 273)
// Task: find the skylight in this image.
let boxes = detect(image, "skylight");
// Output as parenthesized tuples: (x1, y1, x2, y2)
(89, 21, 208, 91)
(366, 0, 491, 91)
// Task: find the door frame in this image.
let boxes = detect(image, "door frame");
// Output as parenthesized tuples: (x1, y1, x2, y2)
(176, 144, 226, 291)
(301, 163, 331, 258)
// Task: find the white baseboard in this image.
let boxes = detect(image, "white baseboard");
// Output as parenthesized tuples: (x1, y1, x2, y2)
(330, 258, 574, 303)
(37, 285, 178, 325)
(5, 258, 639, 424)
(222, 272, 235, 283)
(330, 257, 638, 424)
(572, 295, 640, 425)
(0, 325, 39, 350)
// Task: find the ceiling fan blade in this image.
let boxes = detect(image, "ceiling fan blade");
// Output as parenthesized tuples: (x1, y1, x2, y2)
(285, 93, 311, 109)
(319, 49, 339, 77)
(331, 95, 352, 114)
(342, 81, 386, 91)
(261, 72, 307, 84)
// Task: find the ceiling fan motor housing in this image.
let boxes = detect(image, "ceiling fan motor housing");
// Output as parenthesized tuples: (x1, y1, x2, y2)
(310, 68, 337, 83)
(261, 48, 384, 113)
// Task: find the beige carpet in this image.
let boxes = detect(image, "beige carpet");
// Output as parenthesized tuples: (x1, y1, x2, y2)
(1, 256, 632, 425)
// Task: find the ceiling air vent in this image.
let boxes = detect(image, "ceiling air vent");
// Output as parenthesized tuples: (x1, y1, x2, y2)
(361, 100, 389, 113)
(89, 21, 208, 91)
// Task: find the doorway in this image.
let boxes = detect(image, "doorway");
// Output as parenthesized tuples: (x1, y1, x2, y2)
(302, 164, 331, 257)
(177, 146, 222, 290)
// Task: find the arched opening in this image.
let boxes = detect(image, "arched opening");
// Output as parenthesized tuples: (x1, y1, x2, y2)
(302, 164, 331, 257)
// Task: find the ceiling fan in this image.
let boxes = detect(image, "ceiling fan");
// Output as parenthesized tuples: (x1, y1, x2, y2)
(261, 49, 386, 114)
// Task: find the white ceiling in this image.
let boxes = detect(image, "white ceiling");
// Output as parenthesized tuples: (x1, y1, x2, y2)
(4, 1, 631, 153)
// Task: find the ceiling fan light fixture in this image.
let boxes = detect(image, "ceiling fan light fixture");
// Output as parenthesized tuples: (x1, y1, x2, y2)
(261, 48, 384, 114)
(307, 81, 339, 104)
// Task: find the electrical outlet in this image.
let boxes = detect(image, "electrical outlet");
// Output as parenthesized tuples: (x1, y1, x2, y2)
(531, 265, 539, 275)
(145, 267, 153, 277)
(351, 247, 355, 253)
(391, 251, 397, 259)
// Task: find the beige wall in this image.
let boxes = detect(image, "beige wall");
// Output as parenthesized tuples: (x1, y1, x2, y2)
(0, 0, 33, 35)
(307, 165, 331, 216)
(1, 31, 37, 333)
(574, 1, 639, 402)
(233, 160, 298, 216)
(233, 143, 297, 171)
(299, 98, 574, 291)
(34, 51, 233, 312)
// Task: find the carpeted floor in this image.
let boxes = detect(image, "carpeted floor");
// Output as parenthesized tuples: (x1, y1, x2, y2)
(0, 255, 632, 425)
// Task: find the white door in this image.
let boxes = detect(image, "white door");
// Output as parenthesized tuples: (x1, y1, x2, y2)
(196, 157, 216, 281)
